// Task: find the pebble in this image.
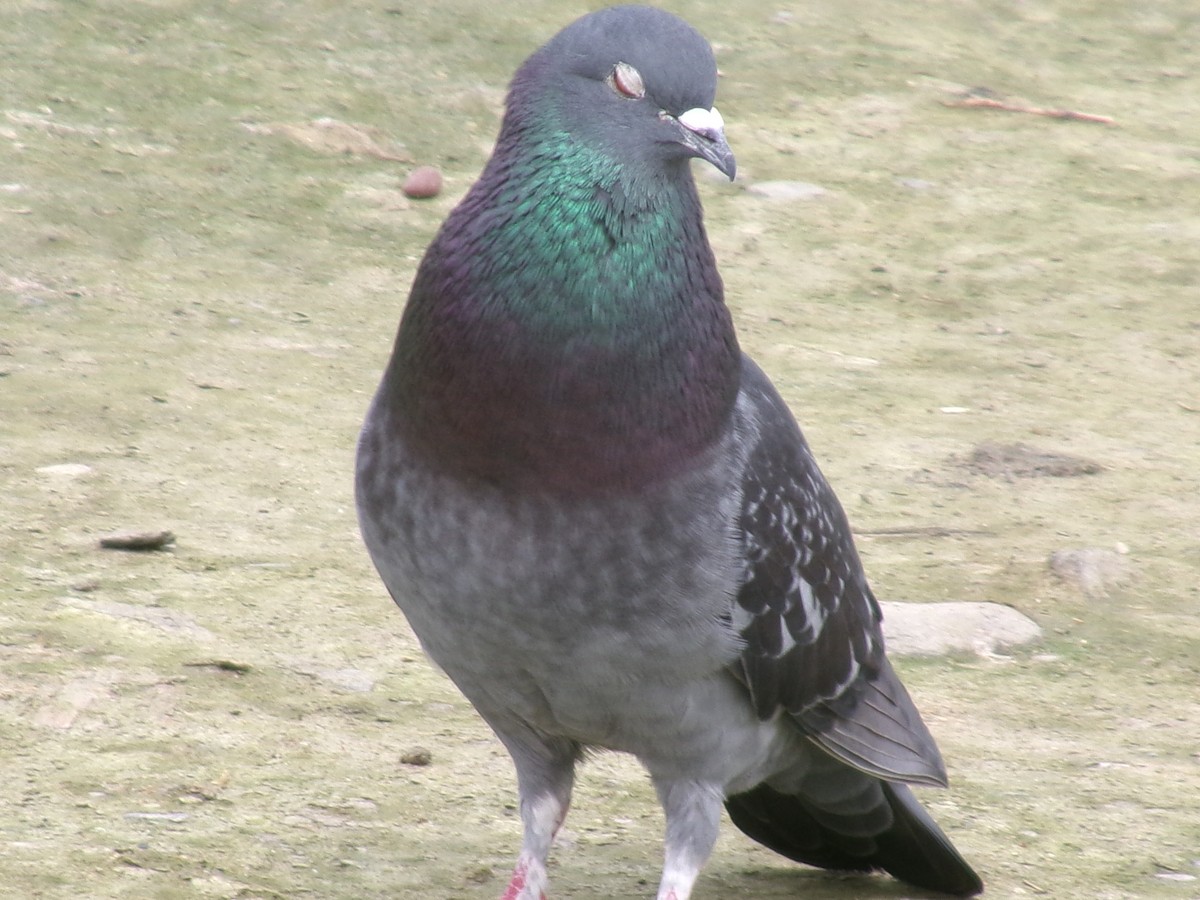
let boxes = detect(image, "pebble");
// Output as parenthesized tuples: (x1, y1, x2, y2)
(1048, 547, 1131, 598)
(123, 811, 190, 823)
(401, 747, 433, 766)
(745, 180, 827, 201)
(402, 165, 443, 199)
(36, 463, 92, 477)
(295, 666, 377, 693)
(60, 596, 215, 640)
(99, 530, 175, 551)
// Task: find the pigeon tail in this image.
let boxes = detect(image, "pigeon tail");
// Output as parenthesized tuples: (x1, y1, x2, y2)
(725, 780, 983, 897)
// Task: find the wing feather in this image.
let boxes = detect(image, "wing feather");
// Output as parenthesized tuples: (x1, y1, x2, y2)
(731, 356, 946, 785)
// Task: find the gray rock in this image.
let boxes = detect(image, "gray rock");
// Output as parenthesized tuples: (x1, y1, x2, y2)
(881, 601, 1041, 657)
(1048, 547, 1131, 598)
(745, 180, 828, 201)
(60, 596, 215, 641)
(289, 662, 377, 692)
(36, 462, 93, 477)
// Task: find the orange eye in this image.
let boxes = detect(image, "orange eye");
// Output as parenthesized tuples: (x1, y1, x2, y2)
(609, 61, 645, 99)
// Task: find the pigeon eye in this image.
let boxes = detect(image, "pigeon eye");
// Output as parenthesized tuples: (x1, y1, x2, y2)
(609, 61, 645, 99)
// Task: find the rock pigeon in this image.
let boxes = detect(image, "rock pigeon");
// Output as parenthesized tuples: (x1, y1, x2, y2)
(355, 5, 983, 899)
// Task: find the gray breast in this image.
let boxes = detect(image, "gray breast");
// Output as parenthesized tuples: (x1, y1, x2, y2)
(355, 407, 747, 745)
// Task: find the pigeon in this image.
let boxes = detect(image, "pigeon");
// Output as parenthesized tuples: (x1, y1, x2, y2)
(355, 5, 983, 899)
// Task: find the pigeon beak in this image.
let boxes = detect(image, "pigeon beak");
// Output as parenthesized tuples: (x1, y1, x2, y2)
(676, 106, 736, 180)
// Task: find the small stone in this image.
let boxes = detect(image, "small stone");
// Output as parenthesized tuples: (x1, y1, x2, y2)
(184, 659, 252, 675)
(99, 530, 175, 551)
(745, 180, 827, 201)
(319, 667, 376, 693)
(402, 165, 443, 199)
(1049, 548, 1131, 598)
(123, 811, 190, 823)
(401, 747, 433, 766)
(60, 596, 215, 640)
(289, 662, 376, 692)
(964, 442, 1101, 479)
(37, 463, 92, 478)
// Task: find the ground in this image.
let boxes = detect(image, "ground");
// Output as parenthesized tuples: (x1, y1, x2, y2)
(2, 1, 1198, 898)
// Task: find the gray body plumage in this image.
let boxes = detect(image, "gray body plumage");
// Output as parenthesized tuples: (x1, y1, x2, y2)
(358, 361, 980, 898)
(359, 359, 799, 791)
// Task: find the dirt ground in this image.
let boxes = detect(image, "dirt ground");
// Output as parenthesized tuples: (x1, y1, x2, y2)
(2, 1, 1198, 897)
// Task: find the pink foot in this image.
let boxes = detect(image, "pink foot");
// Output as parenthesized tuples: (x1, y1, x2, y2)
(499, 864, 524, 900)
(500, 858, 547, 900)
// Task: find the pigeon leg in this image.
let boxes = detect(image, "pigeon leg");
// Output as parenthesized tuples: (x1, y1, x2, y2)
(501, 854, 549, 900)
(653, 779, 723, 900)
(499, 736, 578, 900)
(501, 792, 565, 900)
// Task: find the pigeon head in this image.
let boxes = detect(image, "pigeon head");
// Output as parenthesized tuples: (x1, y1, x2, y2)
(505, 5, 735, 180)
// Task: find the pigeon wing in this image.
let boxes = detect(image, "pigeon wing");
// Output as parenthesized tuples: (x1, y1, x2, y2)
(731, 357, 948, 786)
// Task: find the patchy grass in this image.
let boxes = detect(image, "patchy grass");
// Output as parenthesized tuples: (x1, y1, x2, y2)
(2, 1, 1198, 897)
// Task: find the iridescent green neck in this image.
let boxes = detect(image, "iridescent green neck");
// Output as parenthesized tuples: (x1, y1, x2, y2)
(384, 129, 740, 494)
(460, 131, 696, 345)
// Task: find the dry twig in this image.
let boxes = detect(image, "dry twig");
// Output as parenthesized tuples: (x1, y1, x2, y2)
(946, 89, 1114, 125)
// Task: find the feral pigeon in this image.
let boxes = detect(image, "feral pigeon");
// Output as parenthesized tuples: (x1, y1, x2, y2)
(356, 5, 983, 899)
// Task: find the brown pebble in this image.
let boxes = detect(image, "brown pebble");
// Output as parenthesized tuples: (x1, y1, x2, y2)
(402, 165, 443, 199)
(400, 747, 433, 766)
